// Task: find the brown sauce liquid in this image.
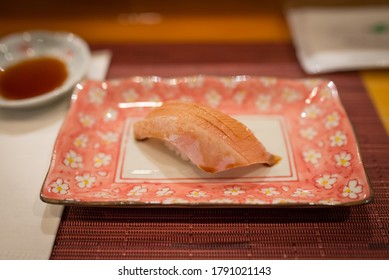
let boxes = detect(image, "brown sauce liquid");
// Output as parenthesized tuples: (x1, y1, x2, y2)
(0, 57, 68, 100)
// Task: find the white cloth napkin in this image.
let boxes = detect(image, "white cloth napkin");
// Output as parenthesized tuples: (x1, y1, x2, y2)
(286, 5, 389, 74)
(0, 50, 112, 259)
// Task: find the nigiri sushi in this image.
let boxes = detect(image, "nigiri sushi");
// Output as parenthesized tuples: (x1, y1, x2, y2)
(133, 101, 279, 173)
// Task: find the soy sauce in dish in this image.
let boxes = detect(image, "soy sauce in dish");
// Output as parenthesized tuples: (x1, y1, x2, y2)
(0, 57, 67, 100)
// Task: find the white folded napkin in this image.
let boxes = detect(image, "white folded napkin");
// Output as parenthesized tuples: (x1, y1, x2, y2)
(0, 50, 112, 259)
(286, 5, 389, 74)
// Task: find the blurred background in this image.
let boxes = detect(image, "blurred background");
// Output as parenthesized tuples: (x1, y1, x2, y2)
(2, 0, 389, 134)
(2, 0, 388, 43)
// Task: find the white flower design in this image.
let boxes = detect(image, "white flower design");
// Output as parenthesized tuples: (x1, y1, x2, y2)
(93, 153, 112, 168)
(282, 88, 302, 102)
(281, 185, 290, 192)
(342, 179, 363, 199)
(234, 91, 246, 105)
(73, 134, 88, 148)
(255, 94, 271, 111)
(92, 192, 111, 199)
(224, 186, 245, 196)
(245, 198, 267, 205)
(315, 174, 337, 189)
(162, 198, 189, 204)
(302, 104, 322, 119)
(126, 197, 141, 202)
(334, 151, 352, 167)
(142, 78, 156, 90)
(260, 77, 277, 87)
(220, 77, 237, 88)
(272, 198, 297, 205)
(330, 131, 347, 147)
(186, 76, 204, 88)
(75, 173, 96, 189)
(156, 187, 174, 196)
(88, 87, 106, 104)
(260, 187, 280, 196)
(303, 150, 322, 165)
(291, 188, 314, 197)
(299, 127, 317, 140)
(122, 89, 140, 102)
(63, 150, 83, 168)
(187, 189, 207, 198)
(103, 108, 118, 122)
(209, 198, 235, 204)
(79, 114, 96, 128)
(127, 185, 147, 196)
(49, 178, 69, 195)
(206, 90, 221, 107)
(97, 131, 119, 144)
(325, 112, 340, 129)
(319, 87, 333, 99)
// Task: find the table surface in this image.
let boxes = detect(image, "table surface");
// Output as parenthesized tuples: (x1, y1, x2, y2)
(1, 1, 389, 260)
(1, 1, 389, 136)
(48, 42, 389, 259)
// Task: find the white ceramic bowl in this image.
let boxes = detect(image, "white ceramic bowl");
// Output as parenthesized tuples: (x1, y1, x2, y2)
(0, 30, 90, 109)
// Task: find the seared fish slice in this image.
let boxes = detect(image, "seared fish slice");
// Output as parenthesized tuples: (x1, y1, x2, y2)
(133, 101, 279, 173)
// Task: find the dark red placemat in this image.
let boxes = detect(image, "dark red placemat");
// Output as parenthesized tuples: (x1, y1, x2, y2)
(50, 43, 389, 259)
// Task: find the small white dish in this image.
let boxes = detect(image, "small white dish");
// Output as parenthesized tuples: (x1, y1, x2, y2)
(0, 30, 90, 109)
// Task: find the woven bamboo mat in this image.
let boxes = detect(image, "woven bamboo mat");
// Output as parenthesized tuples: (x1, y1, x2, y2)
(50, 43, 389, 259)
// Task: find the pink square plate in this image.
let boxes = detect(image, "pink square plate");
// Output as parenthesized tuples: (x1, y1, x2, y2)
(40, 76, 372, 207)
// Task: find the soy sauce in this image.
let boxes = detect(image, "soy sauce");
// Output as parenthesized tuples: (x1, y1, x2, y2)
(0, 57, 68, 100)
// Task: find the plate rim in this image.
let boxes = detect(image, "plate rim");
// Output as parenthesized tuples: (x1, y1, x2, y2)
(40, 75, 373, 207)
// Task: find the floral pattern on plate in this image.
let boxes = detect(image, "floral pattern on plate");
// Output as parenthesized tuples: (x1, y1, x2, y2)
(40, 76, 372, 207)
